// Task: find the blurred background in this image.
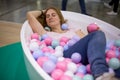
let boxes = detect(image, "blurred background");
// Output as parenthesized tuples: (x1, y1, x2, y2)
(0, 0, 120, 28)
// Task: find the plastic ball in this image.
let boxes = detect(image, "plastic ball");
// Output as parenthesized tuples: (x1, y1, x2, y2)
(114, 40, 120, 47)
(55, 46, 64, 52)
(72, 35, 80, 42)
(83, 74, 94, 80)
(29, 42, 39, 52)
(109, 68, 114, 73)
(86, 64, 91, 73)
(60, 36, 69, 43)
(49, 55, 58, 63)
(51, 69, 64, 80)
(67, 39, 76, 46)
(71, 52, 82, 64)
(76, 73, 84, 78)
(67, 62, 77, 73)
(77, 65, 87, 74)
(63, 44, 69, 51)
(44, 37, 52, 45)
(108, 58, 120, 69)
(60, 42, 66, 46)
(73, 75, 82, 80)
(64, 70, 74, 77)
(106, 50, 116, 59)
(61, 23, 68, 30)
(56, 61, 67, 71)
(106, 40, 115, 50)
(41, 47, 50, 53)
(31, 33, 39, 40)
(60, 75, 72, 80)
(44, 26, 51, 31)
(42, 60, 56, 74)
(87, 23, 99, 33)
(64, 58, 72, 64)
(51, 40, 59, 48)
(41, 34, 48, 40)
(54, 51, 63, 57)
(37, 56, 48, 67)
(32, 49, 44, 60)
(58, 57, 65, 62)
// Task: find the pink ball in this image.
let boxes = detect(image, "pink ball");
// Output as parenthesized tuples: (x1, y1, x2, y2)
(51, 69, 64, 80)
(56, 61, 67, 71)
(106, 50, 116, 59)
(60, 42, 66, 47)
(60, 75, 72, 80)
(86, 64, 91, 73)
(31, 33, 39, 40)
(44, 37, 52, 45)
(60, 36, 69, 44)
(87, 23, 99, 33)
(106, 58, 110, 63)
(37, 56, 48, 66)
(64, 58, 72, 64)
(42, 47, 50, 53)
(76, 72, 84, 78)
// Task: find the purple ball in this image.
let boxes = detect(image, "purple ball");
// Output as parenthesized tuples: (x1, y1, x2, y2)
(42, 60, 56, 74)
(71, 52, 82, 64)
(61, 23, 68, 30)
(32, 49, 43, 60)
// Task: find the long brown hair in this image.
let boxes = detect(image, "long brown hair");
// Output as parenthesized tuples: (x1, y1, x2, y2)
(37, 7, 66, 27)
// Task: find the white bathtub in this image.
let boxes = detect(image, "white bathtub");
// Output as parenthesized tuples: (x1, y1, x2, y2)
(20, 11, 120, 80)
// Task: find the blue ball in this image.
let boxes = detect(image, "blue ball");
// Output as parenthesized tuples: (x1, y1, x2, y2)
(41, 34, 48, 40)
(77, 65, 87, 74)
(32, 49, 43, 60)
(61, 23, 68, 30)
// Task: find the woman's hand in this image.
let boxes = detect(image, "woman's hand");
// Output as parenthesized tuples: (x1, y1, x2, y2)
(75, 29, 86, 38)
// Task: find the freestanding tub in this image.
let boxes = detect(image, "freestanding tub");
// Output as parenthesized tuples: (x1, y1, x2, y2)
(20, 11, 120, 80)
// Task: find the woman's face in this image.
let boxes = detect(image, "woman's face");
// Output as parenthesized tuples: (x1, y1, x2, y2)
(45, 9, 61, 28)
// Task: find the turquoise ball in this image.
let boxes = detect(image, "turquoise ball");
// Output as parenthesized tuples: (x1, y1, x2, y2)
(108, 58, 120, 69)
(83, 74, 94, 80)
(114, 40, 120, 47)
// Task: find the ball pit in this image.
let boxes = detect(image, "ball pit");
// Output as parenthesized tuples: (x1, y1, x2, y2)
(21, 11, 120, 80)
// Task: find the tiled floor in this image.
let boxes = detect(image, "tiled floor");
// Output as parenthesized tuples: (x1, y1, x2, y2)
(0, 0, 120, 29)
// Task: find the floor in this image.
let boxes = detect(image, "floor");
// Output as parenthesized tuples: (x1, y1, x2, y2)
(0, 0, 120, 46)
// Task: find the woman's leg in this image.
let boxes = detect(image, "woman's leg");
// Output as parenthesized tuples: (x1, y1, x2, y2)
(63, 31, 109, 77)
(61, 0, 68, 10)
(113, 0, 119, 12)
(79, 0, 87, 14)
(109, 0, 114, 6)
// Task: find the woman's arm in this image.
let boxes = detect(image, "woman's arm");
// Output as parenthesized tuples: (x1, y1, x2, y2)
(27, 10, 46, 35)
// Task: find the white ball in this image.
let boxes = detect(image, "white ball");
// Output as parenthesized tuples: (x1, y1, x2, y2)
(58, 57, 65, 62)
(55, 46, 64, 52)
(64, 70, 74, 77)
(67, 62, 77, 73)
(53, 51, 63, 57)
(29, 42, 39, 51)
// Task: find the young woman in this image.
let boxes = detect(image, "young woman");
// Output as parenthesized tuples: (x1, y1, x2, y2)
(27, 7, 119, 80)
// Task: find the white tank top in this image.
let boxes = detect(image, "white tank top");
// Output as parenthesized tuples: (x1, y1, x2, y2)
(46, 29, 78, 40)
